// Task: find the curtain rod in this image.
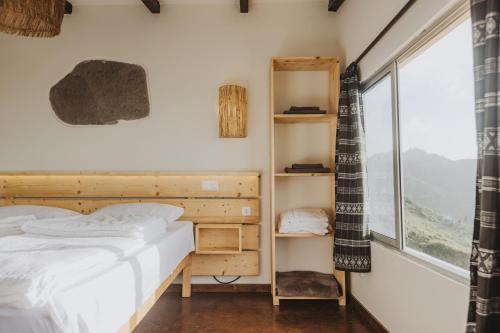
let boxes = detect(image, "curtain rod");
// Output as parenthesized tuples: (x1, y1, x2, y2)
(354, 0, 417, 65)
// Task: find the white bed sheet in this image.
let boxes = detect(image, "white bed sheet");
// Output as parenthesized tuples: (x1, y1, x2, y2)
(0, 221, 194, 333)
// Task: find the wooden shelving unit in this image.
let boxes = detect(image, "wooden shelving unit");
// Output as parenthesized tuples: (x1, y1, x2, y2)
(269, 56, 346, 306)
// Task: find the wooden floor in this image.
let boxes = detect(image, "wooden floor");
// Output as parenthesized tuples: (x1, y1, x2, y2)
(134, 292, 376, 333)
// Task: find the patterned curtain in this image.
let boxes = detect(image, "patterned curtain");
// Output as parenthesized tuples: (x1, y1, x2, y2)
(467, 0, 500, 332)
(334, 63, 371, 273)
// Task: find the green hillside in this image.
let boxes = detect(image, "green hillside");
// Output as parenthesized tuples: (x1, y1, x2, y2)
(367, 149, 475, 270)
(405, 198, 472, 270)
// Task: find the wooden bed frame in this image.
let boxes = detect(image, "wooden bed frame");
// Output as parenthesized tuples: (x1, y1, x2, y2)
(118, 253, 192, 333)
(0, 172, 260, 333)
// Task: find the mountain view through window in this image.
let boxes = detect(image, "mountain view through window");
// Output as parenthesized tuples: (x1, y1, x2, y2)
(399, 19, 475, 270)
(364, 18, 476, 271)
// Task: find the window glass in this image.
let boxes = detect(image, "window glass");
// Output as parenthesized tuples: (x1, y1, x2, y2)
(364, 75, 397, 239)
(398, 19, 476, 270)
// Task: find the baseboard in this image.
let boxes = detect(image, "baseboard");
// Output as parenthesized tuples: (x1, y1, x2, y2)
(168, 284, 271, 293)
(349, 293, 389, 333)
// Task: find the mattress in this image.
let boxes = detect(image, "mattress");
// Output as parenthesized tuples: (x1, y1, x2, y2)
(0, 221, 194, 333)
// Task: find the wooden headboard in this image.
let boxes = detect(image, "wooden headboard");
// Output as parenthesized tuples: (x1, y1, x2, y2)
(0, 172, 262, 276)
(0, 172, 261, 223)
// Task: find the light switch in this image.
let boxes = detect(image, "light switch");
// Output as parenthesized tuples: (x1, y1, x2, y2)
(242, 206, 252, 216)
(202, 180, 219, 191)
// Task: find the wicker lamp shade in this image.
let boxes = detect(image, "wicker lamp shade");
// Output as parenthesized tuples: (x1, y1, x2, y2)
(0, 0, 66, 37)
(219, 85, 247, 138)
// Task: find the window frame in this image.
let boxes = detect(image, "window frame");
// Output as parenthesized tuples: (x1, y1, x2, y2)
(360, 0, 472, 279)
(362, 63, 403, 250)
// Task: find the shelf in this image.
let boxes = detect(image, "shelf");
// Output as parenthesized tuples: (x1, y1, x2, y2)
(196, 247, 241, 255)
(275, 271, 342, 300)
(274, 173, 334, 177)
(270, 55, 346, 306)
(274, 114, 336, 123)
(272, 56, 339, 71)
(276, 296, 339, 301)
(275, 232, 332, 238)
(195, 223, 242, 255)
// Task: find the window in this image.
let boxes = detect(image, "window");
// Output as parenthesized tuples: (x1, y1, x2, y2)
(362, 6, 475, 275)
(399, 18, 475, 271)
(363, 75, 398, 241)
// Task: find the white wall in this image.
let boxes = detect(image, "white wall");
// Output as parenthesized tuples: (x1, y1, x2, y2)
(337, 0, 464, 77)
(0, 1, 339, 284)
(0, 1, 473, 331)
(354, 243, 469, 333)
(336, 1, 470, 332)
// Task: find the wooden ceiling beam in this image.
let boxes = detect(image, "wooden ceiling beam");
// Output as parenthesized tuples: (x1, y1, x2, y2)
(328, 0, 345, 12)
(65, 1, 73, 14)
(141, 0, 160, 14)
(240, 0, 249, 13)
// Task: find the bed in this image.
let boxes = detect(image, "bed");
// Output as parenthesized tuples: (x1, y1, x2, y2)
(0, 220, 194, 333)
(0, 172, 259, 333)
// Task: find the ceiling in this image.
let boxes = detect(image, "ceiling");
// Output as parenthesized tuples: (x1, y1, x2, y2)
(72, 0, 328, 5)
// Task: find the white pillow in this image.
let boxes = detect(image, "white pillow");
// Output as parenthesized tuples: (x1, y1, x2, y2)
(0, 205, 81, 219)
(91, 203, 184, 223)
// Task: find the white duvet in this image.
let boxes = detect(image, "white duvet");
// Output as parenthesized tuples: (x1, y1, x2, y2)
(22, 215, 167, 241)
(0, 215, 36, 237)
(0, 222, 194, 333)
(0, 234, 145, 309)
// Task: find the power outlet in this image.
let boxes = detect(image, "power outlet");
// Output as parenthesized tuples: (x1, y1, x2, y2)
(201, 180, 219, 191)
(242, 206, 252, 216)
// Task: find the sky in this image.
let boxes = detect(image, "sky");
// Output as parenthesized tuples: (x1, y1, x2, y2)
(364, 19, 476, 161)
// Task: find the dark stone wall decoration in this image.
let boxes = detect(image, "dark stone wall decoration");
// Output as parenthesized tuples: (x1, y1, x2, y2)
(50, 60, 150, 125)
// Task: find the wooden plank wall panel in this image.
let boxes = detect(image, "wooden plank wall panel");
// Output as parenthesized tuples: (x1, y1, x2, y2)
(192, 251, 259, 276)
(242, 225, 260, 250)
(0, 173, 260, 198)
(0, 198, 260, 223)
(0, 172, 261, 277)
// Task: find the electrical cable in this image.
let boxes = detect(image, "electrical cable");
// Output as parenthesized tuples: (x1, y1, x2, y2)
(213, 276, 241, 284)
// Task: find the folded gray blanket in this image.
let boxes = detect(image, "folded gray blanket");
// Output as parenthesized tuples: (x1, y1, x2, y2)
(285, 167, 331, 173)
(290, 106, 320, 111)
(284, 106, 327, 114)
(292, 163, 325, 169)
(283, 110, 326, 114)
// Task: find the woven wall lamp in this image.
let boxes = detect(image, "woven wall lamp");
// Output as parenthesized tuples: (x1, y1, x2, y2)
(0, 0, 66, 37)
(219, 85, 247, 138)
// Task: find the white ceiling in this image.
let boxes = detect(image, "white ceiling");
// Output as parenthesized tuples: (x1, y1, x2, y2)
(72, 0, 328, 6)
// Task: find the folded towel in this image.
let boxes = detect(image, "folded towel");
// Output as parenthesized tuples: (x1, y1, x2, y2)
(281, 208, 329, 222)
(280, 220, 329, 228)
(279, 224, 329, 235)
(279, 220, 330, 234)
(279, 208, 330, 235)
